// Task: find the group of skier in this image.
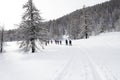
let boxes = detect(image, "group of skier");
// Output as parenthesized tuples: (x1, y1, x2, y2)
(54, 40, 62, 45)
(65, 39, 72, 46)
(45, 39, 72, 46)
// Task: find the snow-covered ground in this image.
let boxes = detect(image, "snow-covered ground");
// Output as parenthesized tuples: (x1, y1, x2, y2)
(0, 32, 120, 80)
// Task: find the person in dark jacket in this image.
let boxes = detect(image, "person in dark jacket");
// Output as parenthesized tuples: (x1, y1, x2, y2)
(65, 39, 68, 45)
(69, 40, 72, 46)
(60, 40, 62, 45)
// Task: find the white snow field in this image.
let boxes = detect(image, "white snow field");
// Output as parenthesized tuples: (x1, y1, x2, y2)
(0, 32, 120, 80)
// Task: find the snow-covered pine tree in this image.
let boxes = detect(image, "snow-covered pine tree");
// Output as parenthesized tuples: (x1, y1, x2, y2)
(84, 6, 89, 39)
(19, 0, 47, 53)
(80, 5, 89, 39)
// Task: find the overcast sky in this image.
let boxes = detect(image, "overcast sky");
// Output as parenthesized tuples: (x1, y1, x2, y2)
(0, 0, 109, 30)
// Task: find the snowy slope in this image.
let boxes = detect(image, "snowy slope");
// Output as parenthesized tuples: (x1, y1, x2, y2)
(0, 32, 120, 80)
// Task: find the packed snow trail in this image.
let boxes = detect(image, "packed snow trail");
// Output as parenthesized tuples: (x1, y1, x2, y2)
(52, 46, 106, 80)
(0, 32, 120, 80)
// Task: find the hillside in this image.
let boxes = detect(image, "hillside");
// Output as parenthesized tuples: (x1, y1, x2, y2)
(45, 0, 120, 39)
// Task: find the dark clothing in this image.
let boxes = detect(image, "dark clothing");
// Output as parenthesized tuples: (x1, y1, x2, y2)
(60, 41, 62, 45)
(65, 40, 68, 45)
(69, 40, 72, 46)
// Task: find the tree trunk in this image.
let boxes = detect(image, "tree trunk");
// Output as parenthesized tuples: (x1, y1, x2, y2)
(85, 25, 88, 39)
(85, 32, 88, 39)
(0, 28, 4, 53)
(31, 38, 35, 53)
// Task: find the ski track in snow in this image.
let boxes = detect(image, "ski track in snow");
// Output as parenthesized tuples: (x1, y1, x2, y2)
(100, 65, 118, 80)
(52, 46, 105, 80)
(77, 44, 119, 80)
(51, 41, 120, 80)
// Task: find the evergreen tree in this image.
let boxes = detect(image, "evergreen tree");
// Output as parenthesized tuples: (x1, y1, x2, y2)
(80, 5, 89, 39)
(19, 0, 47, 53)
